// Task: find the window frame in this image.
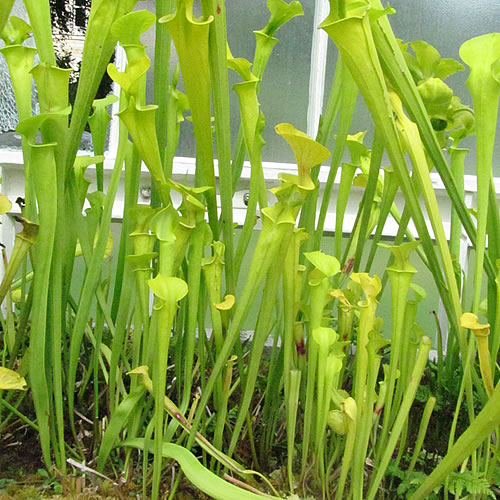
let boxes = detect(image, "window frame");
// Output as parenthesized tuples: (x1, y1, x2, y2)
(0, 0, 493, 285)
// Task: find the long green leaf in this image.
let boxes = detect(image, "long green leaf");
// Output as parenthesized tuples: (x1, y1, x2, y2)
(96, 386, 146, 471)
(62, 0, 138, 178)
(121, 439, 280, 500)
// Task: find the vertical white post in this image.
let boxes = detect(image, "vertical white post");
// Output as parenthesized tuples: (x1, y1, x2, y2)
(306, 0, 329, 139)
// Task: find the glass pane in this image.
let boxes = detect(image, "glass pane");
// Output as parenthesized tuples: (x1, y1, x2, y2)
(323, 1, 500, 176)
(0, 1, 105, 152)
(225, 1, 314, 164)
(0, 59, 22, 147)
(0, 2, 29, 149)
(390, 0, 500, 176)
(323, 48, 372, 160)
(139, 1, 314, 163)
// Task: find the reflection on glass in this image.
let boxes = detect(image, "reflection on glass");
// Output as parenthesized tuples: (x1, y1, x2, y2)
(323, 0, 500, 176)
(139, 1, 314, 163)
(0, 2, 28, 149)
(0, 1, 106, 152)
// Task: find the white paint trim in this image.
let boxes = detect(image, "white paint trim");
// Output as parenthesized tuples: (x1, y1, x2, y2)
(2, 145, 497, 193)
(0, 154, 497, 240)
(306, 0, 329, 139)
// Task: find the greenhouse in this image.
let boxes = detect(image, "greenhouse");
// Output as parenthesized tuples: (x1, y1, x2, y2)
(0, 0, 500, 498)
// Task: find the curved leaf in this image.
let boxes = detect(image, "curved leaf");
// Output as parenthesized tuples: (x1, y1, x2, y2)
(460, 312, 490, 337)
(96, 386, 146, 471)
(304, 251, 340, 278)
(214, 295, 235, 311)
(149, 206, 178, 242)
(312, 326, 338, 349)
(378, 241, 420, 272)
(107, 54, 151, 97)
(275, 123, 330, 188)
(460, 33, 500, 80)
(110, 9, 156, 46)
(31, 63, 72, 114)
(121, 439, 280, 500)
(350, 272, 381, 303)
(1, 16, 31, 46)
(258, 0, 304, 38)
(148, 275, 188, 304)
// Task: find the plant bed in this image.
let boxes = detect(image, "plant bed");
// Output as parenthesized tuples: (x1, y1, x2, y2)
(1, 0, 500, 498)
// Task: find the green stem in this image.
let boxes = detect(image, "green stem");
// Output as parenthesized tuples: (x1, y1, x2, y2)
(0, 0, 14, 33)
(378, 266, 416, 446)
(314, 60, 357, 252)
(367, 336, 432, 500)
(365, 165, 399, 273)
(187, 218, 294, 451)
(154, 0, 174, 169)
(0, 397, 38, 432)
(213, 355, 237, 460)
(0, 220, 38, 307)
(151, 298, 176, 500)
(228, 233, 291, 456)
(354, 131, 384, 271)
(28, 142, 58, 467)
(334, 162, 357, 260)
(449, 147, 467, 264)
(335, 416, 356, 500)
(408, 396, 436, 473)
(411, 377, 500, 499)
(112, 144, 140, 320)
(68, 124, 128, 418)
(287, 369, 301, 493)
(22, 0, 55, 65)
(301, 276, 330, 474)
(370, 8, 489, 281)
(179, 225, 205, 412)
(203, 0, 235, 294)
(491, 264, 500, 367)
